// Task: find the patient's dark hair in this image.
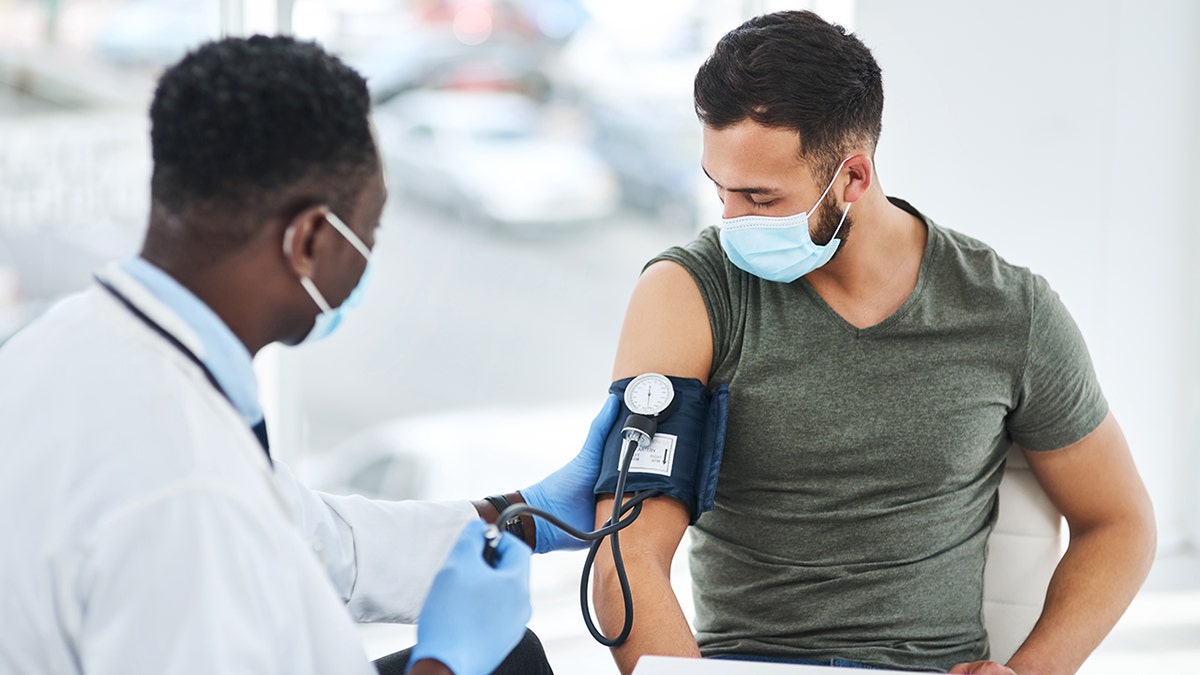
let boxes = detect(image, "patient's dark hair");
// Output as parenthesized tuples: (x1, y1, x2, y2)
(148, 35, 375, 257)
(694, 10, 884, 182)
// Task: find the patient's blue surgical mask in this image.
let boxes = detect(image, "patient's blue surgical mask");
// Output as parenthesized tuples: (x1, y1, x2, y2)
(287, 210, 373, 344)
(718, 157, 852, 283)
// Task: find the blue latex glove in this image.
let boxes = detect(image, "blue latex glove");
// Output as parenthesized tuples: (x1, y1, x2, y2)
(408, 520, 532, 675)
(519, 394, 620, 553)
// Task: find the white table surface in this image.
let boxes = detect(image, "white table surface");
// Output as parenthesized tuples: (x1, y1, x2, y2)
(632, 655, 922, 674)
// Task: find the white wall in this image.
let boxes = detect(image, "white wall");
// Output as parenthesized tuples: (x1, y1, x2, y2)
(854, 0, 1200, 549)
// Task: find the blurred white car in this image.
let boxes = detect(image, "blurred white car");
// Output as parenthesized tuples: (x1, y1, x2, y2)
(0, 264, 24, 344)
(95, 0, 220, 67)
(374, 89, 619, 231)
(295, 402, 601, 503)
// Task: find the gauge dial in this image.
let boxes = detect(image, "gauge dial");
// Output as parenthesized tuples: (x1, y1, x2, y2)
(624, 373, 675, 417)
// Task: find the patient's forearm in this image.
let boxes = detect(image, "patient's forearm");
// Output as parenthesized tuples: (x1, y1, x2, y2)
(594, 542, 700, 675)
(1005, 517, 1155, 675)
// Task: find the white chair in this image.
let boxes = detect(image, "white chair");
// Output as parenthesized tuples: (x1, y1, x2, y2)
(983, 447, 1065, 663)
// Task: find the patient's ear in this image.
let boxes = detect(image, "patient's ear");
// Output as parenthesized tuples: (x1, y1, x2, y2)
(842, 154, 874, 204)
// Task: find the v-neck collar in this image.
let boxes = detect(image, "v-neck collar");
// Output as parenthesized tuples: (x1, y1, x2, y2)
(796, 197, 937, 338)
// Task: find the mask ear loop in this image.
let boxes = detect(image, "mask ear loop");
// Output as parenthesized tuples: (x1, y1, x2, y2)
(298, 277, 334, 313)
(322, 209, 372, 260)
(812, 156, 859, 243)
(828, 201, 852, 243)
(807, 156, 853, 215)
(283, 222, 335, 314)
(282, 222, 297, 259)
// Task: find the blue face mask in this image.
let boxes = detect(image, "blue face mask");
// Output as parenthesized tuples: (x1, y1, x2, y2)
(718, 157, 852, 283)
(288, 210, 373, 344)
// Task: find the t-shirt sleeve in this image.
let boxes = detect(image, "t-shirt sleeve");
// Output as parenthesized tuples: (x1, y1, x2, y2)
(648, 226, 737, 372)
(1007, 274, 1109, 451)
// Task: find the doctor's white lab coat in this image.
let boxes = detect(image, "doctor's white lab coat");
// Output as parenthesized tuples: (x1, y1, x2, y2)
(0, 266, 477, 674)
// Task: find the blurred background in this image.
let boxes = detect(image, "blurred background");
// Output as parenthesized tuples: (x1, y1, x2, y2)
(1, 0, 1196, 672)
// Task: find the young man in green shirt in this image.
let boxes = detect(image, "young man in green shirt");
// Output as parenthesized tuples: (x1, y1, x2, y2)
(594, 10, 1156, 675)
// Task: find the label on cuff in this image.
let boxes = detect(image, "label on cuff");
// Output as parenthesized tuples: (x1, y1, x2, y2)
(619, 433, 676, 477)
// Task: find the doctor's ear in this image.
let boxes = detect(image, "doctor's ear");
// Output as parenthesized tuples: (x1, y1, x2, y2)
(841, 154, 874, 204)
(281, 205, 330, 278)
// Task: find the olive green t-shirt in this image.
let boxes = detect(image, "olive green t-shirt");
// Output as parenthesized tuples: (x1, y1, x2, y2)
(650, 198, 1107, 671)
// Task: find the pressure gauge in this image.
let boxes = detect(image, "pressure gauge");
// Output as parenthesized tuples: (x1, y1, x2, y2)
(624, 373, 675, 418)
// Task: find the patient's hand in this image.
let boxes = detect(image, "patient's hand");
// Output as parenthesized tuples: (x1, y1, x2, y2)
(948, 661, 1019, 674)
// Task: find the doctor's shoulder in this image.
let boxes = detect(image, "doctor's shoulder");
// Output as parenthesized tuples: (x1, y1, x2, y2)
(2, 285, 251, 481)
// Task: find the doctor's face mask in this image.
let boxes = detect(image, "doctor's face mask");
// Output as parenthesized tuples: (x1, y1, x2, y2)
(717, 157, 852, 283)
(285, 210, 373, 344)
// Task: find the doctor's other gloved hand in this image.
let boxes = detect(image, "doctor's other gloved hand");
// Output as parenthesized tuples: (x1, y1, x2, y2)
(518, 393, 620, 553)
(408, 520, 532, 675)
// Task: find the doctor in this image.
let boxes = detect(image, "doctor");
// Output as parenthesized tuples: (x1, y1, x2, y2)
(0, 35, 614, 675)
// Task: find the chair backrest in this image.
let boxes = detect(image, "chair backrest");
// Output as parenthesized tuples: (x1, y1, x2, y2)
(983, 447, 1064, 663)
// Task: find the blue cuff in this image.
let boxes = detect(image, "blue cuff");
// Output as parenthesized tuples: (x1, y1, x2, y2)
(593, 376, 728, 524)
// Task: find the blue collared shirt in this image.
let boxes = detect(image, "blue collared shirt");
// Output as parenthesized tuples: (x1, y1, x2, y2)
(121, 256, 263, 427)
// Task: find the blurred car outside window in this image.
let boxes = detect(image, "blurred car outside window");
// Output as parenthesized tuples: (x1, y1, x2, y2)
(373, 88, 619, 233)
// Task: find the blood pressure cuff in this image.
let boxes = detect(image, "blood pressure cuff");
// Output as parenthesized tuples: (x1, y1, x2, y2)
(593, 376, 729, 524)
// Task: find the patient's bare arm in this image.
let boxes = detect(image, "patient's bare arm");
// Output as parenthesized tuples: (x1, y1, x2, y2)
(595, 260, 713, 674)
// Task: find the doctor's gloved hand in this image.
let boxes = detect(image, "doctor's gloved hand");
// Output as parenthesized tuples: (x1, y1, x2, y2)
(518, 393, 620, 553)
(408, 520, 532, 675)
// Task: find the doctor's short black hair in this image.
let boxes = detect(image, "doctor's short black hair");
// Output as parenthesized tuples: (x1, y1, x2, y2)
(694, 10, 884, 184)
(149, 34, 375, 239)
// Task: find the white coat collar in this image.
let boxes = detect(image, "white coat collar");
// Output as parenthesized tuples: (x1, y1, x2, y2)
(93, 262, 207, 360)
(92, 263, 292, 526)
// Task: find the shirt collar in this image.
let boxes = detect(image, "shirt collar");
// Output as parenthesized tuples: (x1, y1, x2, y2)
(120, 256, 263, 426)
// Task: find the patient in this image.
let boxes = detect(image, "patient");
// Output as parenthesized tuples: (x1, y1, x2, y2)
(592, 10, 1155, 675)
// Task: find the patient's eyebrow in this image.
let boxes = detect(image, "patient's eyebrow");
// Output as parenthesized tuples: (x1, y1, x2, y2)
(701, 166, 780, 195)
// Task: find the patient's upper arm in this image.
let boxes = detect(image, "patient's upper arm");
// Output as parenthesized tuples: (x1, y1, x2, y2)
(598, 259, 714, 553)
(611, 260, 712, 383)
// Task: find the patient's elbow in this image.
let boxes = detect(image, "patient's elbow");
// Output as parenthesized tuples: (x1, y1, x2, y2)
(1131, 501, 1157, 574)
(592, 537, 674, 600)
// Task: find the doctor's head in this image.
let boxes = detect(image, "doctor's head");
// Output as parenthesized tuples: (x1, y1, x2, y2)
(143, 35, 386, 351)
